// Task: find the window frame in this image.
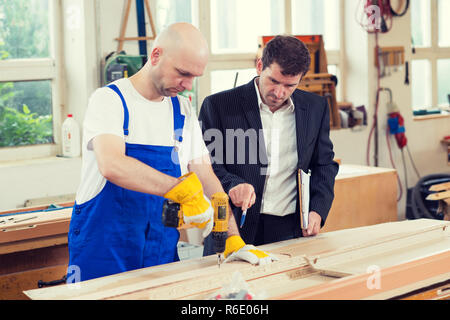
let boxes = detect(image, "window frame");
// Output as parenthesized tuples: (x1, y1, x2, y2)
(197, 0, 347, 107)
(411, 0, 450, 111)
(0, 0, 63, 161)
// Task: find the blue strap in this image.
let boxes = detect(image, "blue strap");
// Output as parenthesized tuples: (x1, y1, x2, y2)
(106, 85, 183, 140)
(171, 96, 185, 142)
(107, 84, 129, 136)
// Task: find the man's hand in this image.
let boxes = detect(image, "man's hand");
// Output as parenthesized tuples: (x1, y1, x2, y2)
(302, 211, 322, 237)
(223, 235, 278, 265)
(164, 172, 214, 237)
(229, 183, 256, 211)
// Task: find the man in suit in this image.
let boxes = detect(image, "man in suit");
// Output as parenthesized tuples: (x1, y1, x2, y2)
(199, 35, 339, 254)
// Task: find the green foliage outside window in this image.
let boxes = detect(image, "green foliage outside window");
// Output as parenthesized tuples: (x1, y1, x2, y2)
(0, 0, 53, 148)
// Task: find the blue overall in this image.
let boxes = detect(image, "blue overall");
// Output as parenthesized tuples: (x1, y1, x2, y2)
(67, 84, 184, 282)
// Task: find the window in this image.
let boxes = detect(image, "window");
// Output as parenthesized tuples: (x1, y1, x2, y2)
(291, 0, 340, 50)
(210, 68, 257, 94)
(410, 0, 431, 48)
(411, 60, 432, 109)
(291, 0, 344, 101)
(197, 0, 346, 111)
(438, 0, 450, 47)
(437, 59, 450, 105)
(410, 0, 450, 113)
(0, 0, 62, 159)
(152, 0, 199, 111)
(154, 0, 199, 33)
(210, 0, 284, 54)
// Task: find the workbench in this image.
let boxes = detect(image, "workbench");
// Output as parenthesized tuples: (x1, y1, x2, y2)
(0, 204, 72, 299)
(0, 164, 399, 299)
(323, 164, 398, 232)
(24, 219, 450, 300)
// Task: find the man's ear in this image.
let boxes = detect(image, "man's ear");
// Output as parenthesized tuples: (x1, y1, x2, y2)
(256, 58, 263, 76)
(150, 47, 162, 65)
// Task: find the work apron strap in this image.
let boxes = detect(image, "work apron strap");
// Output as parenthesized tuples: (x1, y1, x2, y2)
(107, 84, 129, 136)
(171, 96, 185, 143)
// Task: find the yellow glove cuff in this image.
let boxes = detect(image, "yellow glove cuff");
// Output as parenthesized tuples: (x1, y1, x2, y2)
(164, 172, 202, 204)
(224, 235, 246, 258)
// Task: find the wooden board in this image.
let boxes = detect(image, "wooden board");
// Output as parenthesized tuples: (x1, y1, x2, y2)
(0, 208, 72, 251)
(429, 182, 450, 192)
(426, 190, 450, 201)
(24, 219, 450, 300)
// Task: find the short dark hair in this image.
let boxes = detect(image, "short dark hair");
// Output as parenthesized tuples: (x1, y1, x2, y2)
(261, 35, 311, 76)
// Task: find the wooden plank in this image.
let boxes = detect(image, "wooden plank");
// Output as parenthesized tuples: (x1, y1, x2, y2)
(0, 208, 72, 244)
(429, 182, 450, 192)
(394, 280, 450, 300)
(0, 234, 67, 255)
(274, 251, 450, 300)
(0, 202, 73, 216)
(426, 190, 450, 201)
(0, 220, 70, 244)
(24, 219, 450, 300)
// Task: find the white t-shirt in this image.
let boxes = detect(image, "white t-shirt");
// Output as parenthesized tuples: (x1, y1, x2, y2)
(75, 78, 209, 205)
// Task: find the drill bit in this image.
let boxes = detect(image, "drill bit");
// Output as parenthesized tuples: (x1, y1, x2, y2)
(217, 254, 221, 268)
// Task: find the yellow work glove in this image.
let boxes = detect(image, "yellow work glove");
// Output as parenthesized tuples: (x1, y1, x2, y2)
(223, 235, 279, 265)
(164, 172, 213, 237)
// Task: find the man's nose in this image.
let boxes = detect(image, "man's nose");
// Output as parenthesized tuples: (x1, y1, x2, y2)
(273, 85, 284, 99)
(181, 77, 193, 91)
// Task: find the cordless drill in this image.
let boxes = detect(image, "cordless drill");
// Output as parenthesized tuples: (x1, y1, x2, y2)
(162, 192, 229, 267)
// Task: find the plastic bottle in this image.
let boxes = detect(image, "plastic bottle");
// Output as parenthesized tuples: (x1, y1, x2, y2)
(62, 114, 81, 157)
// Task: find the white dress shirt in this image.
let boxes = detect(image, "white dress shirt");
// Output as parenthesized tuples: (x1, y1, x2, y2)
(254, 79, 298, 217)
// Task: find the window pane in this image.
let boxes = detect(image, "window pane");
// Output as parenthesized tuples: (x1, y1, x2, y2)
(154, 0, 198, 32)
(411, 60, 432, 110)
(438, 0, 450, 47)
(154, 0, 199, 111)
(291, 0, 340, 50)
(411, 0, 431, 48)
(210, 68, 257, 94)
(0, 80, 53, 147)
(211, 0, 285, 54)
(437, 59, 450, 105)
(327, 64, 342, 101)
(0, 0, 50, 59)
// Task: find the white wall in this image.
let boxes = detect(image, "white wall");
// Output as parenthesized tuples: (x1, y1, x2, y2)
(335, 1, 450, 220)
(1, 0, 449, 214)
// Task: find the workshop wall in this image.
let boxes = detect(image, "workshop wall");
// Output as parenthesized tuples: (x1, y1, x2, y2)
(332, 1, 450, 220)
(1, 0, 448, 219)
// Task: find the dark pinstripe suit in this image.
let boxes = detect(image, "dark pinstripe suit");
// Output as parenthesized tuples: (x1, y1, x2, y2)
(199, 78, 339, 250)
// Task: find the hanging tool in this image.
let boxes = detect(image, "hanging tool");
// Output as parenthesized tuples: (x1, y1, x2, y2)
(162, 192, 229, 268)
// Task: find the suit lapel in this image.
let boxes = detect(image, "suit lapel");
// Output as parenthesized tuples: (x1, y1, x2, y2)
(292, 90, 310, 170)
(240, 79, 268, 168)
(240, 79, 263, 131)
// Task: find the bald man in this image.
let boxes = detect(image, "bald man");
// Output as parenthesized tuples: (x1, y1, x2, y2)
(68, 23, 275, 282)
